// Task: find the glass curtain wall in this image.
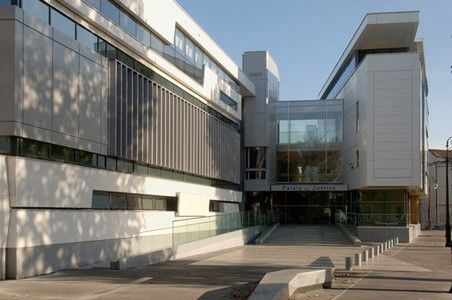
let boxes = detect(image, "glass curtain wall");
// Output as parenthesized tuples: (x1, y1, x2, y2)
(271, 100, 343, 183)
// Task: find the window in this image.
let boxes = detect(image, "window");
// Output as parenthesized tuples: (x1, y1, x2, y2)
(51, 9, 76, 39)
(106, 157, 117, 170)
(356, 101, 360, 132)
(75, 150, 95, 166)
(155, 196, 167, 211)
(246, 147, 266, 179)
(126, 194, 142, 210)
(85, 0, 101, 10)
(110, 193, 127, 209)
(101, 0, 120, 24)
(142, 195, 155, 210)
(20, 139, 49, 158)
(209, 200, 239, 213)
(119, 10, 136, 36)
(22, 0, 49, 24)
(174, 29, 185, 54)
(219, 92, 238, 111)
(92, 191, 110, 209)
(117, 159, 133, 173)
(77, 25, 98, 51)
(97, 155, 106, 168)
(0, 137, 11, 154)
(50, 145, 75, 162)
(356, 150, 360, 168)
(137, 25, 151, 46)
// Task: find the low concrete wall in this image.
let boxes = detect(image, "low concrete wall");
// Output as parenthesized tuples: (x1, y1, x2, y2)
(173, 225, 265, 260)
(357, 224, 421, 243)
(6, 233, 172, 279)
(111, 225, 266, 269)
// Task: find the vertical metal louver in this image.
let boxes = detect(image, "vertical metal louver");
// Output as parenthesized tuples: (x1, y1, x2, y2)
(108, 60, 240, 184)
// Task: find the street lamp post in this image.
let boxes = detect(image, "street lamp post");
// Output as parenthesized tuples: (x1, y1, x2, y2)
(445, 137, 452, 247)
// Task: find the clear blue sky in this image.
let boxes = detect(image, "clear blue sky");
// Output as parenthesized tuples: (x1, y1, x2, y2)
(177, 0, 451, 149)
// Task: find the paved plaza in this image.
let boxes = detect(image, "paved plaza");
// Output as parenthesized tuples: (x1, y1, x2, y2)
(0, 230, 450, 299)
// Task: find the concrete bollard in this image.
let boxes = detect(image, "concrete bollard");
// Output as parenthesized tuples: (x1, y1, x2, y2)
(355, 252, 362, 266)
(375, 245, 380, 256)
(380, 243, 384, 253)
(369, 247, 374, 259)
(390, 240, 393, 248)
(362, 249, 369, 262)
(395, 237, 399, 245)
(345, 257, 353, 270)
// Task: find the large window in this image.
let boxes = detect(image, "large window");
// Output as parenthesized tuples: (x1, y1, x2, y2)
(272, 100, 343, 183)
(22, 0, 49, 24)
(246, 147, 266, 180)
(220, 92, 238, 111)
(51, 8, 76, 39)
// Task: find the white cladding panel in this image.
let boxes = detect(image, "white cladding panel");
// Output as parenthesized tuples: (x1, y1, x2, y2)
(7, 157, 242, 209)
(340, 52, 422, 189)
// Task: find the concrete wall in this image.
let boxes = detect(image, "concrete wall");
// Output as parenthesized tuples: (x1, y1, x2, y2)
(0, 156, 10, 279)
(0, 8, 109, 154)
(339, 53, 423, 190)
(357, 223, 421, 243)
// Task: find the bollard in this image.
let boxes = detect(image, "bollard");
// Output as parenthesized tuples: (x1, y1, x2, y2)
(375, 245, 380, 255)
(345, 257, 353, 270)
(393, 237, 398, 246)
(369, 247, 374, 259)
(395, 237, 399, 245)
(380, 243, 384, 253)
(355, 252, 362, 266)
(390, 240, 393, 248)
(362, 249, 369, 262)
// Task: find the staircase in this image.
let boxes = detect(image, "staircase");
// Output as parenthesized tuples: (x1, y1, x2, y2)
(264, 225, 352, 246)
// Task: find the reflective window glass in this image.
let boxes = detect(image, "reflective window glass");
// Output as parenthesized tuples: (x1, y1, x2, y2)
(155, 197, 167, 211)
(137, 25, 150, 46)
(85, 0, 100, 10)
(92, 191, 110, 209)
(101, 0, 119, 24)
(126, 194, 142, 210)
(174, 29, 185, 54)
(150, 34, 164, 55)
(110, 193, 127, 209)
(77, 25, 98, 51)
(20, 139, 49, 158)
(142, 195, 155, 210)
(51, 9, 76, 39)
(185, 39, 194, 63)
(119, 10, 136, 36)
(22, 0, 49, 24)
(0, 137, 10, 154)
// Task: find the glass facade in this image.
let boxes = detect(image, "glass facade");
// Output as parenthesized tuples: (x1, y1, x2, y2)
(271, 100, 343, 183)
(355, 190, 408, 226)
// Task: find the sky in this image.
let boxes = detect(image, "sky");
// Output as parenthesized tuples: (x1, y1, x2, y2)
(177, 0, 452, 149)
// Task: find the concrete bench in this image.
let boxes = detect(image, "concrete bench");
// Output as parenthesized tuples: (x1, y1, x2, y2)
(249, 268, 335, 300)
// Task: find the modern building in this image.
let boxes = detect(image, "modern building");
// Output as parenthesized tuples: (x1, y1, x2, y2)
(0, 0, 254, 279)
(421, 149, 452, 229)
(0, 1, 429, 279)
(242, 11, 428, 242)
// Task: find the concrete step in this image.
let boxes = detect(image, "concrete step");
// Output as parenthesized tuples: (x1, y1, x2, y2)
(264, 225, 352, 245)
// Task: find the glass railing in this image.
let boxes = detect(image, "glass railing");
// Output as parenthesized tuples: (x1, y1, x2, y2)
(172, 210, 277, 247)
(335, 210, 357, 235)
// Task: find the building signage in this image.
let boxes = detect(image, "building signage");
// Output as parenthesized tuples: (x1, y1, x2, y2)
(271, 184, 349, 192)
